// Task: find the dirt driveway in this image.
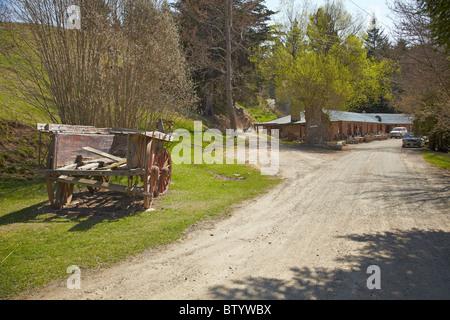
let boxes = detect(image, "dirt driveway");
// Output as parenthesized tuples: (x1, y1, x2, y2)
(32, 139, 450, 299)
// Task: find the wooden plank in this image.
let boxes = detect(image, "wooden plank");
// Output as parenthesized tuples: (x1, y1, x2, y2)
(38, 168, 145, 176)
(37, 123, 99, 132)
(38, 123, 173, 141)
(57, 176, 150, 196)
(79, 158, 112, 165)
(82, 146, 125, 162)
(110, 127, 141, 134)
(102, 160, 127, 170)
(57, 163, 78, 170)
(77, 162, 101, 171)
(53, 158, 111, 170)
(131, 131, 174, 142)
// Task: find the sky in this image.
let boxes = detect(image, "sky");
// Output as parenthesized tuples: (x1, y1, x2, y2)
(264, 0, 396, 36)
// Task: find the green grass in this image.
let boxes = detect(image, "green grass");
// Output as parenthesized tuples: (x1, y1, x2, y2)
(237, 100, 281, 124)
(421, 150, 450, 169)
(0, 24, 282, 299)
(245, 106, 278, 123)
(0, 24, 59, 125)
(0, 161, 281, 299)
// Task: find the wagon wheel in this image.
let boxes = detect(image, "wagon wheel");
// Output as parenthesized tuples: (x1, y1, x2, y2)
(143, 164, 159, 209)
(143, 144, 159, 209)
(86, 176, 110, 193)
(45, 175, 74, 209)
(153, 148, 172, 198)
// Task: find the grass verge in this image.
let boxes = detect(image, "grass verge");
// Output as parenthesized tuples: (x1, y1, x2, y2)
(421, 149, 450, 170)
(0, 161, 281, 299)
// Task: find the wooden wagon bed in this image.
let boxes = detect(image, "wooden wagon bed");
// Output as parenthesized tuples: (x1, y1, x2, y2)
(37, 123, 173, 209)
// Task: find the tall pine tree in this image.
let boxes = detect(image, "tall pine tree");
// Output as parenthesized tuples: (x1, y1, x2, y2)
(365, 16, 390, 61)
(173, 0, 274, 127)
(418, 0, 450, 49)
(357, 16, 396, 114)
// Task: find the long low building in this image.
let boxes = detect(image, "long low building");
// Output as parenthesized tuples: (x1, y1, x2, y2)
(256, 110, 414, 141)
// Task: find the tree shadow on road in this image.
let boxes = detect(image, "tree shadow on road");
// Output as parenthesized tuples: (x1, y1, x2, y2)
(356, 171, 450, 211)
(209, 229, 450, 299)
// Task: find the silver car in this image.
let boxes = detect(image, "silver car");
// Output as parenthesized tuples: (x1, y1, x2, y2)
(402, 132, 424, 148)
(390, 127, 408, 139)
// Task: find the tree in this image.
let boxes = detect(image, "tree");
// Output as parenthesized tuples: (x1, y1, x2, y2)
(365, 16, 391, 61)
(349, 16, 398, 114)
(225, 0, 236, 129)
(390, 0, 449, 151)
(418, 0, 450, 49)
(252, 0, 395, 144)
(252, 0, 311, 115)
(0, 0, 196, 129)
(173, 0, 274, 128)
(0, 0, 9, 23)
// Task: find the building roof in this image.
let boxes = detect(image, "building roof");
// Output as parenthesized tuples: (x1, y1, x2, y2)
(257, 115, 294, 125)
(256, 110, 414, 126)
(363, 113, 414, 124)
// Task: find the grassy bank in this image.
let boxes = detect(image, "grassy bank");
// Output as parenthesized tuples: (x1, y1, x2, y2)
(421, 149, 450, 170)
(0, 160, 280, 299)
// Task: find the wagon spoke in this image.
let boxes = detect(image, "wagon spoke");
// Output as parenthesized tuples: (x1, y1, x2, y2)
(154, 148, 172, 197)
(47, 180, 73, 210)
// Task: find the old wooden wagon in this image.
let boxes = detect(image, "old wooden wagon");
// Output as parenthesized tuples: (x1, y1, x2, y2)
(37, 123, 173, 209)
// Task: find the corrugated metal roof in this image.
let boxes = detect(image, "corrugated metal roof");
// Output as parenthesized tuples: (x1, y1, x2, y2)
(259, 115, 292, 125)
(327, 110, 372, 122)
(256, 114, 306, 125)
(364, 113, 414, 124)
(256, 110, 414, 125)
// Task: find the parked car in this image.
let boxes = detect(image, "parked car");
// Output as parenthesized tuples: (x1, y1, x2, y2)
(402, 132, 424, 148)
(390, 127, 408, 138)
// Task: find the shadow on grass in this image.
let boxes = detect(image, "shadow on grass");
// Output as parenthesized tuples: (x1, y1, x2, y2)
(209, 229, 450, 300)
(64, 191, 145, 232)
(0, 200, 49, 224)
(0, 189, 146, 232)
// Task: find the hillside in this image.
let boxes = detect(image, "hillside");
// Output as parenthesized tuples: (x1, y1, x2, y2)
(0, 119, 40, 178)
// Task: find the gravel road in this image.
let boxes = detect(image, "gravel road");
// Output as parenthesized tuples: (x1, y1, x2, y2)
(32, 139, 450, 300)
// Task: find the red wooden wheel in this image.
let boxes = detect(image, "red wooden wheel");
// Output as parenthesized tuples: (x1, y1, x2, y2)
(143, 143, 159, 209)
(153, 148, 172, 197)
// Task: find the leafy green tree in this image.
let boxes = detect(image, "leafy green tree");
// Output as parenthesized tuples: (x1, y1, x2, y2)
(348, 16, 398, 114)
(252, 0, 395, 144)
